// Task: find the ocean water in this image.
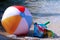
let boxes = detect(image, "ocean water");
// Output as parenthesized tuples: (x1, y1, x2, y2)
(26, 0, 60, 13)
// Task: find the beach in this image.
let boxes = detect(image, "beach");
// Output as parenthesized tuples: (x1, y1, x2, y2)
(0, 0, 60, 40)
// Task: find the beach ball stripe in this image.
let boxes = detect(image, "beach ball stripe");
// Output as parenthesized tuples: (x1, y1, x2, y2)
(2, 15, 22, 34)
(24, 8, 32, 16)
(14, 18, 28, 35)
(24, 16, 32, 28)
(1, 6, 32, 35)
(15, 6, 25, 13)
(20, 12, 32, 28)
(2, 7, 21, 21)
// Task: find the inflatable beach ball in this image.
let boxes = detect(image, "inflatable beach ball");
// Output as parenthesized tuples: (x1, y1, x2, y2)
(1, 6, 32, 35)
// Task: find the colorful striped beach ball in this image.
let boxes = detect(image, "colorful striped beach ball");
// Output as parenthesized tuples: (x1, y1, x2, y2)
(1, 6, 32, 35)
